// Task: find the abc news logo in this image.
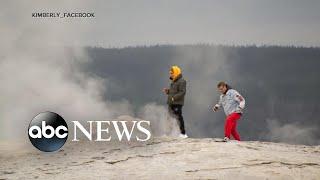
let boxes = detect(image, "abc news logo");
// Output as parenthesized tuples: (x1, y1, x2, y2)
(28, 112, 151, 152)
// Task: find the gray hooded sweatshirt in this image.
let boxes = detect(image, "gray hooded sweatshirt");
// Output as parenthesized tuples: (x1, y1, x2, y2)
(214, 89, 245, 116)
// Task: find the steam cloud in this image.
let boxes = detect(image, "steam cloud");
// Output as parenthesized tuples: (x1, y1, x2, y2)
(139, 103, 180, 137)
(0, 46, 137, 140)
(263, 119, 320, 145)
(0, 2, 137, 140)
(0, 1, 181, 141)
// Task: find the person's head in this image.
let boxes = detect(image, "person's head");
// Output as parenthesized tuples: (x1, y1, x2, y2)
(169, 65, 181, 80)
(217, 81, 229, 94)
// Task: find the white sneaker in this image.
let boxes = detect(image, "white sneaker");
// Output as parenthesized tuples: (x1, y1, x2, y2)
(179, 134, 188, 139)
(223, 137, 230, 142)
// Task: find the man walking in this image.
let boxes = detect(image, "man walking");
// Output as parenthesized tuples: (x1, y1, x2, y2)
(163, 65, 188, 138)
(213, 82, 245, 142)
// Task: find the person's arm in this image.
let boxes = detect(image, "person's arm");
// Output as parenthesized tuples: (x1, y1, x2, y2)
(213, 96, 222, 112)
(233, 90, 245, 113)
(172, 80, 186, 101)
(162, 88, 169, 94)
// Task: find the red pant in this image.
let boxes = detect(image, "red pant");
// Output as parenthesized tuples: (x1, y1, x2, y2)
(225, 113, 241, 141)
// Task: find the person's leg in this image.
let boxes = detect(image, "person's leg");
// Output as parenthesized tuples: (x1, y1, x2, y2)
(231, 120, 240, 141)
(168, 105, 175, 118)
(167, 105, 175, 134)
(230, 113, 241, 141)
(224, 115, 233, 139)
(172, 105, 186, 135)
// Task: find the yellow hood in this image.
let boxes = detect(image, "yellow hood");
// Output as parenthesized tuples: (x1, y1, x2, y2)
(170, 65, 182, 80)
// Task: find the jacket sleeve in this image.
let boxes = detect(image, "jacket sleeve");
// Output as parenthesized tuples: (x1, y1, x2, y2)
(233, 90, 245, 111)
(173, 80, 186, 100)
(214, 95, 222, 109)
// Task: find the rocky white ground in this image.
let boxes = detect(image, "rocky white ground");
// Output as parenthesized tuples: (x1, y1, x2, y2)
(1, 137, 320, 180)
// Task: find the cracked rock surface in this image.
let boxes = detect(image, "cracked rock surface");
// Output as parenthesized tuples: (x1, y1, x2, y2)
(1, 137, 320, 179)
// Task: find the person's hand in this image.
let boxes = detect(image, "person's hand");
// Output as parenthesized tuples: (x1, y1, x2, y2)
(235, 107, 243, 113)
(212, 106, 218, 112)
(171, 97, 174, 102)
(162, 88, 169, 94)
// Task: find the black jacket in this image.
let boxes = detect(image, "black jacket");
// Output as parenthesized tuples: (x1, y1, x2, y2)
(167, 74, 186, 105)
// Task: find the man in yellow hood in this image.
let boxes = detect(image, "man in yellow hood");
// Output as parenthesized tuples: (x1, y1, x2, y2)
(169, 65, 181, 81)
(163, 65, 187, 138)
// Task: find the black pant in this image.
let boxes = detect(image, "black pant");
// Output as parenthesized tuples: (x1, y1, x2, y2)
(168, 104, 186, 134)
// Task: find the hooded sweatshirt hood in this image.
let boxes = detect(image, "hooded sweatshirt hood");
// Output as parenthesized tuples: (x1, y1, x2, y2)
(170, 65, 182, 81)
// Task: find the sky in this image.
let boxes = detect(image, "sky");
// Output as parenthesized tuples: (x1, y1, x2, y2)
(1, 0, 320, 47)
